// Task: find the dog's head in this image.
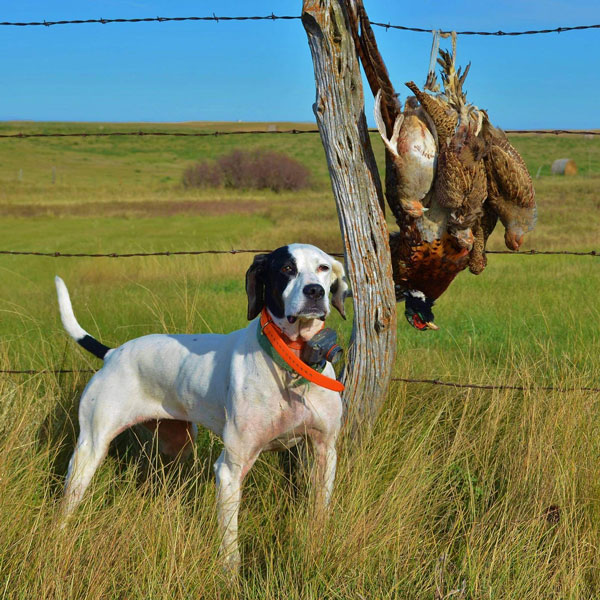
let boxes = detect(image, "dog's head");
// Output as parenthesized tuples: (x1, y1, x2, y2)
(246, 244, 349, 340)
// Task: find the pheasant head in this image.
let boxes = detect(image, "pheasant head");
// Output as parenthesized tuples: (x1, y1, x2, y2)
(404, 290, 439, 331)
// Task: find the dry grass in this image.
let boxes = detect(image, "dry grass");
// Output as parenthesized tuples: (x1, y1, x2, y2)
(1, 356, 600, 598)
(0, 122, 599, 598)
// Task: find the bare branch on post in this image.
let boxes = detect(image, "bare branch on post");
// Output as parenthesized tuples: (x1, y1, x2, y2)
(302, 0, 397, 434)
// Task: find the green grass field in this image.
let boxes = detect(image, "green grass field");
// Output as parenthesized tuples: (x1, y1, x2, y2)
(0, 121, 599, 598)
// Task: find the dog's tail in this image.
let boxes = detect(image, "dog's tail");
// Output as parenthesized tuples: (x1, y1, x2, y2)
(55, 276, 112, 360)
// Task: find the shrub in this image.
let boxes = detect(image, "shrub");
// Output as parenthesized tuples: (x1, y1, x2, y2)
(182, 161, 223, 188)
(182, 149, 310, 192)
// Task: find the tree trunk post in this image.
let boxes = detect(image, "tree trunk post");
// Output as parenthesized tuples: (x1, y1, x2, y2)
(302, 0, 397, 434)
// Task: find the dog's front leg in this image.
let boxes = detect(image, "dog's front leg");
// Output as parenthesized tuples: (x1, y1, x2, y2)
(214, 447, 255, 573)
(310, 433, 337, 515)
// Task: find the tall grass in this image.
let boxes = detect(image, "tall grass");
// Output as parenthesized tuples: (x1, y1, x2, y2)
(1, 260, 599, 597)
(0, 122, 598, 598)
(1, 342, 600, 598)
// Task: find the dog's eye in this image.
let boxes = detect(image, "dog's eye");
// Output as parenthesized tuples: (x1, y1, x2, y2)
(318, 265, 330, 272)
(281, 265, 293, 274)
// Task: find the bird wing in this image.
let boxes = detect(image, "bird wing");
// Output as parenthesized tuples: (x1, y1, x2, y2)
(405, 81, 457, 144)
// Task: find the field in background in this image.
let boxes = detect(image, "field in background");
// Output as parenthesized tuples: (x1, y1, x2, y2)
(0, 122, 599, 598)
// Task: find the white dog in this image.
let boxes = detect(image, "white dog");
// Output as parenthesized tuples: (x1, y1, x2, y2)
(55, 243, 347, 571)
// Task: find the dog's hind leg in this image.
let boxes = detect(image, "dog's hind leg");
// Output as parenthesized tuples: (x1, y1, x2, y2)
(62, 427, 108, 519)
(279, 440, 309, 499)
(61, 376, 149, 519)
(140, 419, 198, 459)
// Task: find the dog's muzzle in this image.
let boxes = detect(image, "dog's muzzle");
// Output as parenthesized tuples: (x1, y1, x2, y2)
(290, 284, 327, 322)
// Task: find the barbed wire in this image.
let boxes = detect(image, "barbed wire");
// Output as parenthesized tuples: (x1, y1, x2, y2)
(1, 368, 597, 393)
(0, 15, 301, 28)
(368, 21, 600, 36)
(0, 249, 279, 258)
(0, 128, 598, 139)
(391, 377, 600, 393)
(485, 250, 597, 256)
(0, 249, 596, 259)
(0, 14, 598, 37)
(503, 129, 600, 135)
(0, 129, 318, 139)
(0, 369, 96, 375)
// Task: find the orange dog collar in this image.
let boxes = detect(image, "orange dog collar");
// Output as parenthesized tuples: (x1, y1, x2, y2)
(260, 308, 345, 393)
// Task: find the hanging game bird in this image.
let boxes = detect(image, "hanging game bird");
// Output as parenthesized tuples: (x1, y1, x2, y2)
(347, 0, 536, 330)
(480, 112, 537, 251)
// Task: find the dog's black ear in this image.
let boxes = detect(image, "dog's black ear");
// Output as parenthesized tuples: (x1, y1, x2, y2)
(245, 253, 270, 320)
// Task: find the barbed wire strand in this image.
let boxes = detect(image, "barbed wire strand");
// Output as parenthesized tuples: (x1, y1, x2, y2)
(0, 129, 598, 139)
(0, 249, 596, 259)
(368, 21, 600, 36)
(1, 368, 598, 393)
(0, 15, 301, 27)
(0, 249, 277, 258)
(0, 130, 318, 139)
(391, 377, 600, 393)
(0, 369, 96, 375)
(0, 14, 598, 37)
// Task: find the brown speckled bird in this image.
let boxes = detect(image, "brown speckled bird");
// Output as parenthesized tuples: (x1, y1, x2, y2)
(480, 112, 537, 250)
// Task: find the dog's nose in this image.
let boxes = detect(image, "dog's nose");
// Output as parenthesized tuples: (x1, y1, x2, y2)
(303, 284, 325, 299)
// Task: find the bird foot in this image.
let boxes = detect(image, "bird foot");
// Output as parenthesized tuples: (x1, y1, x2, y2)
(374, 90, 404, 157)
(401, 200, 427, 219)
(452, 228, 474, 250)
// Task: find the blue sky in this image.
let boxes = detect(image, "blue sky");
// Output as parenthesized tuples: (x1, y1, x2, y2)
(1, 1, 599, 128)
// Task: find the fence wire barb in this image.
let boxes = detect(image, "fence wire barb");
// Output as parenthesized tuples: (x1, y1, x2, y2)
(1, 368, 598, 393)
(0, 14, 598, 37)
(0, 129, 598, 139)
(0, 249, 596, 259)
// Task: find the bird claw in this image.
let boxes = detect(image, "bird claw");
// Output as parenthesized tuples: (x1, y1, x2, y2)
(452, 228, 474, 250)
(402, 200, 426, 219)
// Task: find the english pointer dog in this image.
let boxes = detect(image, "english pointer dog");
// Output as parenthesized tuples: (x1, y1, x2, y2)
(55, 243, 347, 571)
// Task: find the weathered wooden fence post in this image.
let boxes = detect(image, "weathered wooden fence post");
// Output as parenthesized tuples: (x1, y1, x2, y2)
(302, 0, 397, 433)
